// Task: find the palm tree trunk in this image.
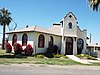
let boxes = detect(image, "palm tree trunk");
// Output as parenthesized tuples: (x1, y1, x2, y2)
(2, 24, 5, 49)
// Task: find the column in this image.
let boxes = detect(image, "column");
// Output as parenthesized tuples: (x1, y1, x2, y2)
(73, 37, 77, 55)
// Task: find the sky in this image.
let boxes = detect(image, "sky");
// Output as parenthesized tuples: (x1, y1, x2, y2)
(0, 0, 100, 44)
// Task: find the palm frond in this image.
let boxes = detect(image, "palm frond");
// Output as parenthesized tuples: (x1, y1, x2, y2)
(87, 0, 100, 11)
(0, 8, 12, 26)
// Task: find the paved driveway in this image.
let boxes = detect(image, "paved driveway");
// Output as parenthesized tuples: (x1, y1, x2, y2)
(0, 64, 100, 75)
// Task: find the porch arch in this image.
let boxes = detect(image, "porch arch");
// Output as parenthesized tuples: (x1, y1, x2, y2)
(77, 38, 84, 54)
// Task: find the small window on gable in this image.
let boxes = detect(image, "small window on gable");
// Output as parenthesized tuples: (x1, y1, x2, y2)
(69, 15, 72, 18)
(68, 22, 72, 29)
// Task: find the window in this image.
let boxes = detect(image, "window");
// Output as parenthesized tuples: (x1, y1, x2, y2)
(69, 15, 72, 18)
(38, 34, 45, 48)
(48, 36, 54, 48)
(77, 38, 84, 54)
(12, 34, 17, 45)
(22, 34, 28, 46)
(68, 22, 72, 29)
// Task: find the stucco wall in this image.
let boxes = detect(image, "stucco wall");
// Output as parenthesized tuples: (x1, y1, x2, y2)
(33, 32, 61, 54)
(63, 13, 77, 36)
(77, 27, 87, 49)
(7, 32, 61, 54)
(8, 32, 34, 46)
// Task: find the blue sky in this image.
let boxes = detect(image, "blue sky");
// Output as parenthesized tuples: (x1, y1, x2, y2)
(0, 0, 100, 44)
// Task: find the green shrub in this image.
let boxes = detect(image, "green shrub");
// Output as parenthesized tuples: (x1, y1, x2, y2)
(87, 56, 97, 60)
(76, 54, 84, 58)
(63, 56, 69, 59)
(35, 54, 45, 58)
(54, 54, 64, 58)
(76, 54, 97, 60)
(45, 53, 54, 58)
(87, 55, 92, 59)
(91, 57, 97, 60)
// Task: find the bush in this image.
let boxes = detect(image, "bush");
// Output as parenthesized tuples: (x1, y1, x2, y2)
(46, 48, 54, 53)
(46, 45, 59, 54)
(63, 56, 69, 59)
(24, 44, 33, 56)
(5, 42, 12, 53)
(53, 45, 58, 54)
(35, 54, 45, 58)
(54, 54, 64, 58)
(76, 54, 97, 60)
(87, 55, 97, 60)
(13, 43, 23, 55)
(45, 53, 54, 58)
(76, 54, 85, 58)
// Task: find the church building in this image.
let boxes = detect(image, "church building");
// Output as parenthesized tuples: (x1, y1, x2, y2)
(6, 12, 87, 55)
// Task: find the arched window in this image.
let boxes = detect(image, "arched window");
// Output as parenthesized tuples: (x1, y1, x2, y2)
(68, 22, 72, 29)
(12, 34, 17, 45)
(38, 34, 45, 48)
(77, 38, 84, 54)
(48, 36, 54, 48)
(22, 34, 28, 46)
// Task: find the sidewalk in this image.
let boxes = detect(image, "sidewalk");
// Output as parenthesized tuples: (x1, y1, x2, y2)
(66, 55, 100, 64)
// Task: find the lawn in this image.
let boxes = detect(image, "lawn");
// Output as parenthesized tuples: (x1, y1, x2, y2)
(0, 49, 100, 66)
(0, 49, 82, 65)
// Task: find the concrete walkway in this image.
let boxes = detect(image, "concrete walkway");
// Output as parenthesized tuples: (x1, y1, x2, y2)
(66, 55, 91, 64)
(67, 55, 100, 64)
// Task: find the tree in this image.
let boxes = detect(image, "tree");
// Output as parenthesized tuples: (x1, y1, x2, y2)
(87, 0, 100, 11)
(0, 8, 12, 49)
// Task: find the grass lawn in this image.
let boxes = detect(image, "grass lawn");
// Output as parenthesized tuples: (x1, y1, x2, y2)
(0, 49, 100, 66)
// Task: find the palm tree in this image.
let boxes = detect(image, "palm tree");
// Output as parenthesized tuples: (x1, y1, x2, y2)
(0, 8, 12, 49)
(87, 0, 100, 11)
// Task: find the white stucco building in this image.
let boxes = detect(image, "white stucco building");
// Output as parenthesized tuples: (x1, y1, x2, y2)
(6, 12, 87, 55)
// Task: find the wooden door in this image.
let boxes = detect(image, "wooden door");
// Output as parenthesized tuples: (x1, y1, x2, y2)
(65, 37, 73, 55)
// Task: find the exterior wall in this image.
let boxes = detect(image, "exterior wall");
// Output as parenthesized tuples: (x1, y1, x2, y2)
(33, 32, 61, 54)
(73, 38, 77, 55)
(7, 32, 61, 54)
(61, 13, 78, 55)
(8, 32, 34, 47)
(87, 45, 100, 58)
(77, 27, 87, 50)
(96, 50, 100, 58)
(63, 13, 77, 36)
(61, 13, 87, 55)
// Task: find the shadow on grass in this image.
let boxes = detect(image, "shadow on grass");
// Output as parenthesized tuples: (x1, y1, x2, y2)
(0, 55, 28, 58)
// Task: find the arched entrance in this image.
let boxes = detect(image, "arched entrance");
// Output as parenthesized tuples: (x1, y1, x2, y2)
(65, 37, 73, 55)
(77, 38, 84, 55)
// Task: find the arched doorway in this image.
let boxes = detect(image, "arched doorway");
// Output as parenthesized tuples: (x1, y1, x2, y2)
(65, 37, 73, 55)
(77, 38, 84, 55)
